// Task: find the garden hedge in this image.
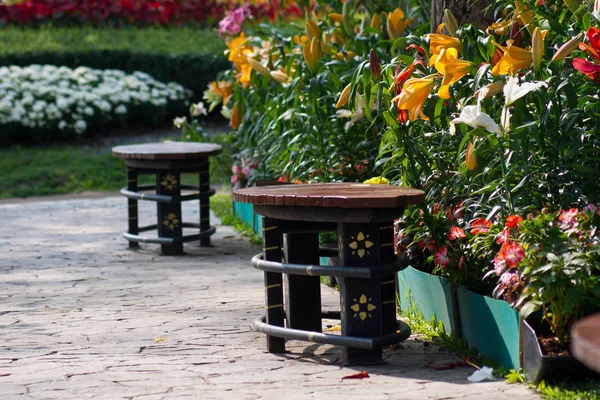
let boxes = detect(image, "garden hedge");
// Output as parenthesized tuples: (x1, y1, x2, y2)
(0, 27, 231, 100)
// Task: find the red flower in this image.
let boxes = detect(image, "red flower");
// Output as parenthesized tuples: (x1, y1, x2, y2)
(504, 215, 523, 229)
(447, 226, 466, 240)
(498, 242, 525, 268)
(470, 218, 492, 235)
(496, 227, 509, 244)
(434, 246, 450, 267)
(418, 239, 436, 251)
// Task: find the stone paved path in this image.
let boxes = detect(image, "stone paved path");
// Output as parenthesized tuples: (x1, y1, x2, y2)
(0, 194, 540, 399)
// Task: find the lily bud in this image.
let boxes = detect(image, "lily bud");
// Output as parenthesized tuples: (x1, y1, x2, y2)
(335, 84, 351, 109)
(369, 50, 381, 80)
(474, 80, 505, 99)
(270, 70, 292, 84)
(465, 141, 477, 171)
(247, 58, 271, 78)
(231, 104, 242, 129)
(371, 13, 381, 31)
(532, 27, 544, 72)
(515, 1, 534, 35)
(595, 0, 600, 13)
(305, 19, 320, 41)
(443, 9, 458, 37)
(551, 33, 583, 62)
(342, 0, 354, 37)
(329, 13, 343, 25)
(303, 37, 320, 74)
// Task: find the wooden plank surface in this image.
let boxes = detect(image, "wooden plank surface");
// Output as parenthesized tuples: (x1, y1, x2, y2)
(233, 183, 425, 208)
(572, 313, 600, 373)
(112, 142, 223, 160)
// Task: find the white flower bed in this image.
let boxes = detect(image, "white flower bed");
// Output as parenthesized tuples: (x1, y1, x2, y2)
(0, 65, 189, 137)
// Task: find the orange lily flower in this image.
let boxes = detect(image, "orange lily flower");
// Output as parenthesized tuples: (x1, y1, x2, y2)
(432, 48, 472, 99)
(491, 40, 532, 75)
(426, 32, 462, 65)
(387, 8, 411, 41)
(394, 75, 436, 121)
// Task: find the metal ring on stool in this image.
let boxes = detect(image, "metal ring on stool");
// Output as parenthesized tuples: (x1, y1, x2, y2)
(253, 313, 411, 349)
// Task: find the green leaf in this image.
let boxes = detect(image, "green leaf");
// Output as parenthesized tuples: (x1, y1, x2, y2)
(563, 288, 583, 314)
(519, 301, 539, 319)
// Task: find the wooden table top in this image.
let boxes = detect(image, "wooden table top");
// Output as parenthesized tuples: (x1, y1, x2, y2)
(571, 313, 600, 373)
(233, 183, 425, 209)
(112, 142, 223, 160)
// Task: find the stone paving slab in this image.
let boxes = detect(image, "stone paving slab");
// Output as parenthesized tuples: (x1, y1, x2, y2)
(0, 194, 540, 399)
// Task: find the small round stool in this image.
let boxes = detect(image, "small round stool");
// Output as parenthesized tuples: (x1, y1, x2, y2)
(112, 142, 222, 255)
(234, 183, 425, 365)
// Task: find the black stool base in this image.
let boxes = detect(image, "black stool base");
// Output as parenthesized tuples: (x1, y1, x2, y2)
(253, 312, 411, 365)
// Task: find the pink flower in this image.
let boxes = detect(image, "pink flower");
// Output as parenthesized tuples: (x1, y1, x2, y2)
(493, 256, 506, 276)
(434, 246, 450, 267)
(418, 239, 436, 251)
(584, 203, 597, 213)
(500, 272, 519, 288)
(498, 242, 525, 268)
(218, 6, 251, 36)
(458, 256, 465, 270)
(558, 208, 579, 228)
(447, 226, 466, 240)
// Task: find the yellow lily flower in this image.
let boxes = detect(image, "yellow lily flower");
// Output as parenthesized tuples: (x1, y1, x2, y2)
(293, 35, 308, 46)
(514, 1, 534, 34)
(227, 33, 253, 65)
(236, 62, 253, 88)
(387, 8, 411, 41)
(426, 32, 462, 65)
(491, 40, 532, 75)
(394, 75, 436, 121)
(364, 176, 389, 184)
(433, 48, 472, 99)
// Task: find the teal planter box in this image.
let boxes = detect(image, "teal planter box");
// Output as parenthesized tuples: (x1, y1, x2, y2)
(233, 201, 254, 227)
(397, 266, 456, 334)
(457, 287, 520, 370)
(253, 213, 263, 236)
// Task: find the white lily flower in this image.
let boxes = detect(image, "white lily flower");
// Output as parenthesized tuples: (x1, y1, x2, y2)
(450, 102, 499, 135)
(503, 76, 547, 106)
(173, 116, 186, 128)
(190, 101, 208, 117)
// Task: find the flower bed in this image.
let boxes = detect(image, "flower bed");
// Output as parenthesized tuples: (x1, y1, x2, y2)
(0, 27, 229, 102)
(203, 0, 600, 372)
(0, 0, 301, 27)
(0, 64, 189, 144)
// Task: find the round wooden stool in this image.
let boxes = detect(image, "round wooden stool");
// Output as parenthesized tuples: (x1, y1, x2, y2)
(572, 313, 600, 374)
(233, 183, 425, 365)
(112, 142, 222, 255)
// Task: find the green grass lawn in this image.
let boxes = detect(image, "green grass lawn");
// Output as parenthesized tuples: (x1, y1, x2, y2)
(0, 134, 232, 199)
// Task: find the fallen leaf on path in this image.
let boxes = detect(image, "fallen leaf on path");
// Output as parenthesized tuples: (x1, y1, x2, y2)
(424, 362, 456, 370)
(324, 325, 341, 332)
(340, 371, 369, 382)
(155, 337, 165, 343)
